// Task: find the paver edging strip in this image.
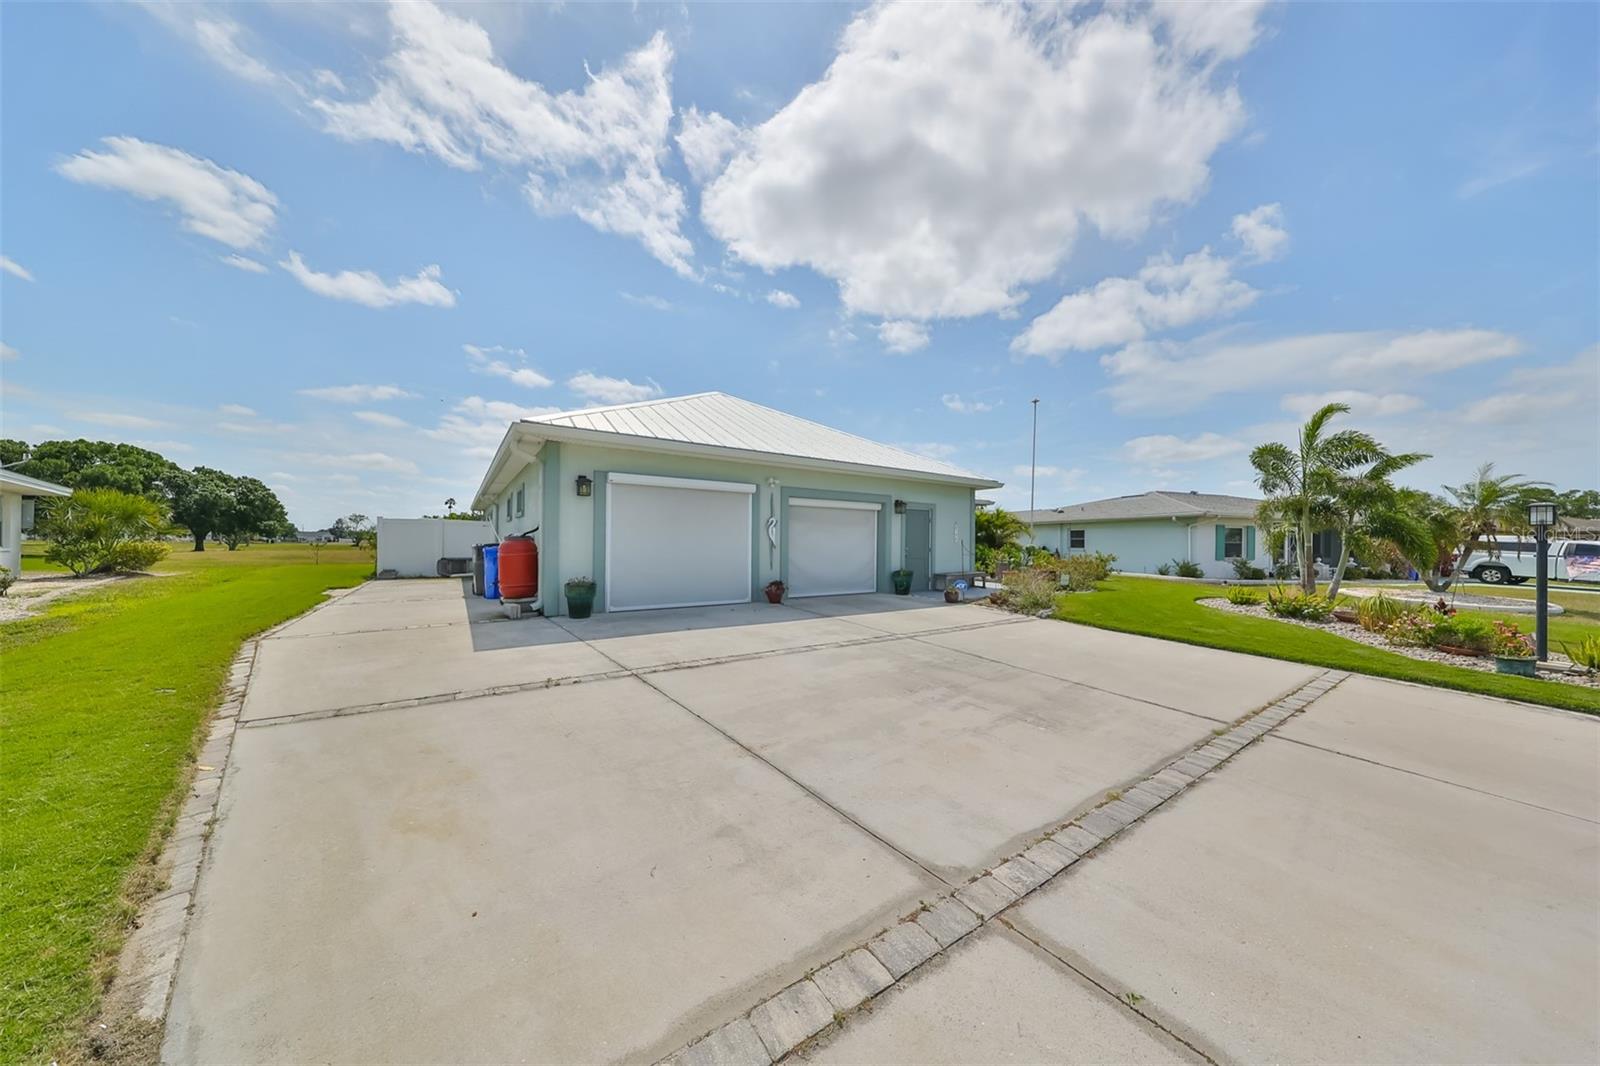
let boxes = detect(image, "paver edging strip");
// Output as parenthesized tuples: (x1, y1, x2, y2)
(660, 669, 1350, 1066)
(93, 639, 259, 1050)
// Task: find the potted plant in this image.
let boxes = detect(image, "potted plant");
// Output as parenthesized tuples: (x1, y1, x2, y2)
(891, 568, 914, 595)
(1491, 621, 1537, 677)
(763, 579, 785, 604)
(564, 577, 596, 619)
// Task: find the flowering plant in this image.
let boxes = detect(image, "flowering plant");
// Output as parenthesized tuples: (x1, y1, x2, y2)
(1491, 620, 1535, 659)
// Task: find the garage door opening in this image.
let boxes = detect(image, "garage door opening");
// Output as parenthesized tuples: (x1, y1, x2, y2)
(787, 498, 880, 597)
(606, 473, 755, 611)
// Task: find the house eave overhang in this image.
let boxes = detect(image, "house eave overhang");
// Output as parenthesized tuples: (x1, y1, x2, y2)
(472, 421, 1002, 510)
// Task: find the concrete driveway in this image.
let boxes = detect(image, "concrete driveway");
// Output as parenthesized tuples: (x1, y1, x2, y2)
(164, 579, 1600, 1064)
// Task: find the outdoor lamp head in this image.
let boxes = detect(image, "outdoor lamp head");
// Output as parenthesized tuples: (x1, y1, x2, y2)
(1527, 501, 1556, 528)
(575, 474, 593, 497)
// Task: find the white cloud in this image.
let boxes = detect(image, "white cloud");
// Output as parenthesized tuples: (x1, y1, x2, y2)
(280, 251, 456, 309)
(700, 3, 1257, 321)
(567, 372, 663, 404)
(426, 395, 563, 458)
(71, 411, 173, 430)
(353, 410, 410, 428)
(677, 107, 744, 184)
(1013, 248, 1256, 358)
(1123, 432, 1247, 465)
(298, 383, 416, 403)
(219, 403, 257, 416)
(1457, 352, 1598, 425)
(288, 451, 421, 475)
(1, 343, 18, 361)
(463, 344, 552, 388)
(1, 255, 34, 282)
(312, 2, 692, 276)
(192, 16, 282, 87)
(1231, 202, 1288, 262)
(56, 137, 278, 249)
(1280, 390, 1424, 419)
(878, 320, 930, 354)
(941, 393, 997, 414)
(765, 289, 800, 309)
(621, 292, 673, 311)
(1103, 328, 1523, 415)
(220, 253, 268, 273)
(1152, 0, 1271, 62)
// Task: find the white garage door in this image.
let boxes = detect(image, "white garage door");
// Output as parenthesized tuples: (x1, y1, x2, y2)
(787, 498, 879, 597)
(606, 473, 755, 611)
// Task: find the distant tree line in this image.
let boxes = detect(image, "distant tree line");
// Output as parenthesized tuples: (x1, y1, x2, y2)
(1, 438, 292, 552)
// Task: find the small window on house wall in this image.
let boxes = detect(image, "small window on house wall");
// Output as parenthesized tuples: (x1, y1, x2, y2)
(515, 486, 525, 518)
(1224, 526, 1245, 558)
(1069, 529, 1086, 549)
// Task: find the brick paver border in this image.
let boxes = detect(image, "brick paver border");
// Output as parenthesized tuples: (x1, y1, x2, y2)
(663, 669, 1350, 1066)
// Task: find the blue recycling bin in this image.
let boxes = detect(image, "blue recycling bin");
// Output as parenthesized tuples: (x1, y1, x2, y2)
(483, 544, 501, 600)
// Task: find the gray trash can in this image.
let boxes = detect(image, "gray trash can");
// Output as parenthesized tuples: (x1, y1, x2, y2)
(472, 544, 487, 597)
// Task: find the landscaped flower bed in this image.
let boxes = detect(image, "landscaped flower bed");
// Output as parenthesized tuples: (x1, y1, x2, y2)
(1200, 597, 1598, 689)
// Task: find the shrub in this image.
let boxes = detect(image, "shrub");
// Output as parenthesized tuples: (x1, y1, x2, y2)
(1265, 585, 1333, 621)
(994, 568, 1060, 615)
(0, 565, 13, 596)
(1229, 557, 1266, 580)
(1155, 562, 1173, 576)
(1562, 635, 1600, 673)
(1355, 591, 1406, 633)
(1491, 620, 1535, 659)
(1386, 608, 1442, 647)
(1170, 559, 1204, 578)
(1430, 614, 1496, 654)
(1271, 561, 1296, 580)
(39, 488, 169, 576)
(1226, 586, 1260, 606)
(1060, 551, 1116, 591)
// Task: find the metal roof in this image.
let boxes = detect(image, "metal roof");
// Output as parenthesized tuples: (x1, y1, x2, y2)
(0, 467, 73, 497)
(1016, 490, 1263, 524)
(475, 392, 1000, 506)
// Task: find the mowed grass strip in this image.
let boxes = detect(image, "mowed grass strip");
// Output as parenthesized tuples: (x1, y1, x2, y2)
(1, 546, 368, 1063)
(1051, 576, 1600, 714)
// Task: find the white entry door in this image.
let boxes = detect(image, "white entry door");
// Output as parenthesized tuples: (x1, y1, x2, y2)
(606, 473, 755, 611)
(787, 498, 879, 597)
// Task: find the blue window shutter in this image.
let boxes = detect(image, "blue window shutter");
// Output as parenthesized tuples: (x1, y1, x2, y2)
(1246, 526, 1256, 560)
(1215, 524, 1226, 561)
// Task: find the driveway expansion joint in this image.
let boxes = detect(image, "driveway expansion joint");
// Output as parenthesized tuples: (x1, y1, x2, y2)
(658, 668, 1349, 1065)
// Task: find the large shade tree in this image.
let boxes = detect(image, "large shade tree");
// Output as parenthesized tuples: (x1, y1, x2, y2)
(1250, 402, 1393, 595)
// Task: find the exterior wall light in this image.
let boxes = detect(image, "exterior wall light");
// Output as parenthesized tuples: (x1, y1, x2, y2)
(893, 499, 907, 514)
(575, 475, 593, 498)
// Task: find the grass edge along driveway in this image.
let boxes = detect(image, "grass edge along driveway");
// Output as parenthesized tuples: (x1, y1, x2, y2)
(1051, 576, 1600, 715)
(1, 550, 368, 1063)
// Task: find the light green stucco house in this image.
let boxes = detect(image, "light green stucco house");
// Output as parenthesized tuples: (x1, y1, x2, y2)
(1017, 491, 1274, 578)
(472, 393, 1002, 615)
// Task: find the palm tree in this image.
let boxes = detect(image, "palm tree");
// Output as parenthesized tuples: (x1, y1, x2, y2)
(445, 496, 457, 515)
(1433, 463, 1544, 590)
(1321, 450, 1431, 599)
(1250, 403, 1388, 595)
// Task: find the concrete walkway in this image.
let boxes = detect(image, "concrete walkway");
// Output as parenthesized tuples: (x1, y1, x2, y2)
(162, 579, 1600, 1064)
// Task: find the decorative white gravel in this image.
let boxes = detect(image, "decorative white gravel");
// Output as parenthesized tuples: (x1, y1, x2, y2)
(1199, 598, 1599, 690)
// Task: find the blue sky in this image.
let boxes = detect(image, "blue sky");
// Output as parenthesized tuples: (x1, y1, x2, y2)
(2, 1, 1595, 526)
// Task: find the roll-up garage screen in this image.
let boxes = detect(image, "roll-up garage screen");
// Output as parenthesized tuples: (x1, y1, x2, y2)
(787, 498, 879, 597)
(606, 473, 755, 611)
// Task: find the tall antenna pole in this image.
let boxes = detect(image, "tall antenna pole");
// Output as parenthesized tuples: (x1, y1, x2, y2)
(1029, 398, 1039, 555)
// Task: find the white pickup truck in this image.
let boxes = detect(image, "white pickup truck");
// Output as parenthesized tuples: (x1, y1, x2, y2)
(1463, 535, 1600, 585)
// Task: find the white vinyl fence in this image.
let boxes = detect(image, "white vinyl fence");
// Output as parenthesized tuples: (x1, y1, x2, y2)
(376, 517, 497, 578)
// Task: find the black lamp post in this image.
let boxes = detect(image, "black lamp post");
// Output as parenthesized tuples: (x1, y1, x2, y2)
(1527, 501, 1556, 660)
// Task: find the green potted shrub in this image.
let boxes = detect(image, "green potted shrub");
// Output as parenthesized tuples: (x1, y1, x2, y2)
(1491, 621, 1537, 677)
(564, 577, 597, 619)
(890, 568, 914, 595)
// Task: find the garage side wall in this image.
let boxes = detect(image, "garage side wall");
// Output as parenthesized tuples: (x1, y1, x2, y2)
(545, 442, 976, 614)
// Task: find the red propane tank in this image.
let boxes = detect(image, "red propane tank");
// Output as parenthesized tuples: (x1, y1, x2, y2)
(497, 535, 539, 600)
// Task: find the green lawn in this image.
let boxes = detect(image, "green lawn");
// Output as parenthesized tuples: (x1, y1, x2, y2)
(1051, 576, 1600, 714)
(1, 543, 369, 1063)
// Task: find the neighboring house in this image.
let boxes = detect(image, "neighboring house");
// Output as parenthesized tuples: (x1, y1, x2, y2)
(1017, 491, 1275, 579)
(0, 466, 73, 575)
(472, 392, 1002, 615)
(294, 528, 334, 543)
